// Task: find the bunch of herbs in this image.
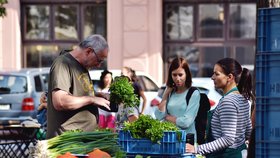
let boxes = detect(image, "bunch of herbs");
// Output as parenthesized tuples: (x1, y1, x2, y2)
(109, 76, 139, 108)
(123, 115, 180, 143)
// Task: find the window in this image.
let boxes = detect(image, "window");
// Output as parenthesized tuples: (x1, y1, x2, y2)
(34, 75, 43, 92)
(54, 5, 78, 40)
(165, 4, 193, 40)
(41, 73, 49, 90)
(0, 75, 27, 94)
(198, 4, 224, 39)
(21, 1, 107, 68)
(163, 1, 256, 79)
(25, 5, 50, 40)
(229, 4, 256, 39)
(138, 76, 159, 92)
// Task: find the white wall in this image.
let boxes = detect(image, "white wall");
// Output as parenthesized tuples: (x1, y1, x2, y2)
(0, 0, 164, 85)
(0, 0, 21, 70)
(107, 0, 163, 85)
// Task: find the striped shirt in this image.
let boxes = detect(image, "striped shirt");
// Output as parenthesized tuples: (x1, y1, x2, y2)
(197, 93, 252, 155)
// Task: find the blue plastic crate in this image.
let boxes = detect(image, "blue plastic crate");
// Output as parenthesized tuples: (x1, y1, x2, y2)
(257, 8, 280, 52)
(126, 153, 195, 158)
(256, 53, 280, 97)
(256, 50, 280, 157)
(256, 141, 280, 158)
(256, 97, 280, 140)
(118, 130, 186, 155)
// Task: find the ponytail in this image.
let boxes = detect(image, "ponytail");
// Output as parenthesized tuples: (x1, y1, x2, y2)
(237, 68, 254, 100)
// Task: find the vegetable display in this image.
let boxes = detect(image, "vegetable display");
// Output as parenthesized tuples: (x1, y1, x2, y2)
(88, 148, 111, 158)
(109, 76, 139, 108)
(123, 115, 180, 143)
(33, 130, 124, 158)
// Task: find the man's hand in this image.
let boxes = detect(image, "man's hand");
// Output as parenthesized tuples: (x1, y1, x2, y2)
(52, 90, 111, 111)
(91, 96, 110, 110)
(95, 92, 110, 100)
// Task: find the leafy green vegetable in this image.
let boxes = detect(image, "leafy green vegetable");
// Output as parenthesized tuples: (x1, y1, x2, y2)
(109, 76, 139, 108)
(123, 115, 179, 143)
(47, 130, 122, 158)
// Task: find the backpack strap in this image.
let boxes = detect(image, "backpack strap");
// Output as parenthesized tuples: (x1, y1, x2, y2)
(166, 89, 174, 115)
(167, 87, 197, 114)
(186, 87, 198, 105)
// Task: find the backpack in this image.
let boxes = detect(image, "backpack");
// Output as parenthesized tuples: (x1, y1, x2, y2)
(186, 87, 210, 144)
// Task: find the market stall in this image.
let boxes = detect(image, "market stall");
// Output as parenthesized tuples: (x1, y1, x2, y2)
(0, 119, 40, 158)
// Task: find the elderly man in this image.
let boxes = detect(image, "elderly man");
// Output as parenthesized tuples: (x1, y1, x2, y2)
(47, 34, 111, 138)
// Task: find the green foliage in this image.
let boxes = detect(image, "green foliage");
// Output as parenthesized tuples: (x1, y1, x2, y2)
(47, 130, 121, 158)
(0, 0, 8, 18)
(109, 76, 140, 108)
(123, 115, 179, 143)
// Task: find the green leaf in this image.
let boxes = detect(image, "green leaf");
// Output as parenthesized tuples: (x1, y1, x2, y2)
(109, 76, 140, 108)
(0, 0, 8, 18)
(123, 115, 179, 142)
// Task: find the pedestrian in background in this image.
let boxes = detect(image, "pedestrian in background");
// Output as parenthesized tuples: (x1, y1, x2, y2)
(46, 34, 112, 139)
(36, 91, 48, 139)
(96, 70, 116, 129)
(37, 92, 48, 126)
(114, 68, 144, 131)
(121, 66, 147, 115)
(186, 58, 253, 158)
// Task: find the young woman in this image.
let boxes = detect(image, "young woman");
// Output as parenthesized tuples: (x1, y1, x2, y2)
(115, 73, 140, 132)
(96, 70, 115, 129)
(155, 57, 200, 140)
(186, 58, 253, 158)
(121, 66, 147, 115)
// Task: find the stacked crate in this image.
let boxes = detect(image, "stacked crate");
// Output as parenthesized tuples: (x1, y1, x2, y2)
(256, 8, 280, 158)
(119, 130, 195, 158)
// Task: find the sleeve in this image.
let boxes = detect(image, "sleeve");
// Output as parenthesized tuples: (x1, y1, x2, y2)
(135, 82, 143, 91)
(154, 107, 166, 120)
(126, 107, 139, 117)
(197, 98, 238, 155)
(49, 59, 71, 93)
(176, 90, 200, 129)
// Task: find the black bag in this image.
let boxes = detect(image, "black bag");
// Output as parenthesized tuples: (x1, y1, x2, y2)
(186, 87, 210, 144)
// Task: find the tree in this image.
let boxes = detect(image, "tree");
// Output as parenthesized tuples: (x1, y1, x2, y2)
(0, 0, 8, 18)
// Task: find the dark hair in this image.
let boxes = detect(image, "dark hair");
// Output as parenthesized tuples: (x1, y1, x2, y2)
(99, 70, 113, 89)
(216, 58, 254, 100)
(166, 57, 192, 88)
(123, 66, 138, 82)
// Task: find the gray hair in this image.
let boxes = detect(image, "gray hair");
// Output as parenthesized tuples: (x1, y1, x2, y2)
(79, 34, 109, 53)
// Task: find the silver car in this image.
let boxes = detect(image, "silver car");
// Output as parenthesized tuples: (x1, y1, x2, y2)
(0, 68, 49, 121)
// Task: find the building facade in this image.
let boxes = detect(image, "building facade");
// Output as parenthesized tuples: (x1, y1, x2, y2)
(0, 0, 256, 84)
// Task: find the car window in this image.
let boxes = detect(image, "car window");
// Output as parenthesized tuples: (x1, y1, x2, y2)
(92, 80, 100, 92)
(158, 86, 165, 98)
(41, 73, 49, 90)
(34, 75, 43, 92)
(196, 87, 209, 95)
(0, 75, 27, 94)
(138, 75, 158, 92)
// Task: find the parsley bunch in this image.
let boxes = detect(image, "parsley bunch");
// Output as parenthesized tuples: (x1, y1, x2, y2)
(123, 115, 179, 143)
(109, 76, 140, 108)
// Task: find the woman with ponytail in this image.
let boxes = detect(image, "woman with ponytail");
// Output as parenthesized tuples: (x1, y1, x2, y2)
(186, 58, 253, 158)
